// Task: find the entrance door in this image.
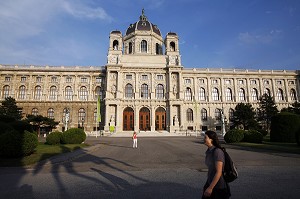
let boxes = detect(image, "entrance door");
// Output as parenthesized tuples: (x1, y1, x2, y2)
(123, 107, 134, 131)
(139, 107, 150, 131)
(155, 107, 166, 130)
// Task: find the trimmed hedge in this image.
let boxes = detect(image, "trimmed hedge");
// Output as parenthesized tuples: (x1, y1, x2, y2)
(243, 130, 263, 143)
(46, 131, 63, 145)
(270, 112, 300, 143)
(0, 130, 38, 158)
(62, 128, 86, 144)
(224, 129, 244, 143)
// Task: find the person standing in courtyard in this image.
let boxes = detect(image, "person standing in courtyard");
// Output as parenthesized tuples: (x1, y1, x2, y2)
(132, 131, 137, 148)
(202, 130, 231, 199)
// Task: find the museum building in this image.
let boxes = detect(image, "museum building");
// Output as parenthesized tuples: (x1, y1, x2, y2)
(0, 11, 299, 135)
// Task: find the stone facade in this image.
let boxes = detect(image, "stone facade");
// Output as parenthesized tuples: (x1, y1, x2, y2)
(0, 11, 299, 135)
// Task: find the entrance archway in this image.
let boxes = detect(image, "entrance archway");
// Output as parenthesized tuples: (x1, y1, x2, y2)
(123, 107, 134, 131)
(155, 107, 166, 130)
(139, 107, 150, 131)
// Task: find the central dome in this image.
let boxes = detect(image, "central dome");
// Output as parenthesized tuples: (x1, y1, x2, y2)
(125, 9, 161, 36)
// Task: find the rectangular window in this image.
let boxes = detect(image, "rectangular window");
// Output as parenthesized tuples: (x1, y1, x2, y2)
(81, 77, 88, 83)
(126, 75, 132, 80)
(142, 75, 148, 80)
(251, 80, 257, 85)
(225, 79, 231, 84)
(238, 80, 244, 85)
(157, 75, 163, 80)
(5, 77, 11, 82)
(66, 76, 72, 83)
(264, 80, 270, 85)
(185, 79, 191, 84)
(277, 80, 282, 85)
(21, 77, 26, 82)
(96, 77, 102, 83)
(199, 79, 205, 84)
(212, 79, 218, 84)
(51, 76, 57, 83)
(36, 76, 42, 82)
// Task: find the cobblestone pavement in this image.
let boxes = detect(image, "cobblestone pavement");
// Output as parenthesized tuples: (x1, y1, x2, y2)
(1, 137, 300, 199)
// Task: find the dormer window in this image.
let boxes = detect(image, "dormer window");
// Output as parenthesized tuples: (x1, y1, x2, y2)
(170, 42, 175, 51)
(113, 40, 119, 50)
(141, 40, 147, 52)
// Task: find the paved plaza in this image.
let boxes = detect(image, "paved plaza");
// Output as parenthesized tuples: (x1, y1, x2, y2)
(0, 136, 300, 199)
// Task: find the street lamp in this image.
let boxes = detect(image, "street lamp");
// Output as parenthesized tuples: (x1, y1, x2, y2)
(81, 117, 85, 130)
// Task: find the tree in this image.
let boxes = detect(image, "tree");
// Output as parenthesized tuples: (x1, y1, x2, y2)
(233, 103, 257, 130)
(257, 94, 278, 132)
(0, 97, 23, 121)
(25, 114, 59, 137)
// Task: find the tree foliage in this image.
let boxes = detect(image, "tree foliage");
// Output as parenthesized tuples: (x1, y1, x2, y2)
(0, 97, 23, 121)
(233, 103, 257, 130)
(257, 94, 278, 131)
(25, 114, 59, 136)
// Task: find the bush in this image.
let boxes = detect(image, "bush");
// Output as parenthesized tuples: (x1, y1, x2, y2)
(22, 130, 38, 156)
(10, 120, 33, 134)
(62, 128, 86, 144)
(270, 112, 300, 143)
(243, 130, 263, 143)
(0, 130, 38, 158)
(46, 131, 63, 145)
(224, 129, 244, 143)
(0, 122, 14, 135)
(256, 129, 268, 137)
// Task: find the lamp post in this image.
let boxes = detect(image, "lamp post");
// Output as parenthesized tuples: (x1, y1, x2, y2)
(81, 117, 85, 130)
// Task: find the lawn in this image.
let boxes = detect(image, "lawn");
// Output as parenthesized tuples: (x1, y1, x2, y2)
(229, 136, 300, 154)
(0, 142, 88, 167)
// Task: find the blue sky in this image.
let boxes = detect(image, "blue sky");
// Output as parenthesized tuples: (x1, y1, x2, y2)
(0, 0, 299, 70)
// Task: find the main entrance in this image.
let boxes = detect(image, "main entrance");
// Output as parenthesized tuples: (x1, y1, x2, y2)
(123, 107, 134, 131)
(139, 107, 150, 131)
(155, 107, 166, 130)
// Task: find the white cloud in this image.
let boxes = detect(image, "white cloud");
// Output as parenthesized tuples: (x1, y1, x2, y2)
(238, 30, 282, 45)
(61, 1, 113, 21)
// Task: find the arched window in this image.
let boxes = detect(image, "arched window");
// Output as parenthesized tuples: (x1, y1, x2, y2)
(129, 42, 133, 54)
(229, 108, 234, 122)
(290, 89, 297, 101)
(215, 109, 221, 121)
(47, 108, 54, 119)
(156, 43, 162, 55)
(212, 87, 219, 101)
(264, 88, 271, 96)
(113, 40, 119, 50)
(19, 85, 26, 99)
(32, 108, 38, 116)
(79, 86, 88, 100)
(170, 41, 175, 51)
(185, 87, 192, 101)
(141, 40, 147, 52)
(3, 85, 10, 98)
(78, 108, 86, 123)
(187, 108, 193, 122)
(141, 84, 148, 99)
(65, 86, 73, 100)
(34, 86, 42, 100)
(156, 84, 164, 99)
(95, 86, 101, 100)
(201, 108, 207, 121)
(252, 88, 258, 101)
(199, 87, 206, 101)
(239, 88, 245, 101)
(276, 89, 284, 101)
(125, 84, 133, 98)
(49, 86, 57, 100)
(225, 88, 232, 101)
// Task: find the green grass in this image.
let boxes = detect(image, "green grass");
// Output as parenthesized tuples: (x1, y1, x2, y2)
(229, 136, 300, 154)
(0, 142, 88, 167)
